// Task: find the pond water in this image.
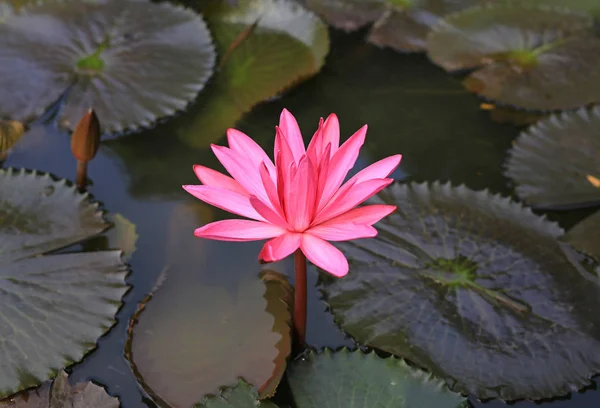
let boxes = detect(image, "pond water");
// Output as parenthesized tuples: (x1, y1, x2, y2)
(3, 26, 599, 408)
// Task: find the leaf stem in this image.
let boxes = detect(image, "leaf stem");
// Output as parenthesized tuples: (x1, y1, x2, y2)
(293, 249, 307, 347)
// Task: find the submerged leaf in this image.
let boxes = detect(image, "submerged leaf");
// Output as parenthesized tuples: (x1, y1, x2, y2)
(505, 107, 600, 209)
(196, 380, 279, 408)
(177, 0, 329, 147)
(0, 0, 216, 134)
(288, 348, 467, 408)
(0, 120, 24, 154)
(0, 369, 119, 407)
(320, 182, 600, 400)
(303, 0, 481, 52)
(562, 210, 600, 261)
(126, 204, 292, 408)
(0, 168, 129, 397)
(427, 3, 600, 110)
(103, 213, 138, 262)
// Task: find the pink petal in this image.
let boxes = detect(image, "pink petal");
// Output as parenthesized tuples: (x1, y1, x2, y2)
(192, 165, 248, 196)
(279, 109, 305, 161)
(259, 162, 286, 216)
(317, 125, 367, 211)
(320, 113, 340, 158)
(250, 196, 290, 229)
(320, 204, 397, 225)
(183, 185, 266, 221)
(306, 117, 325, 166)
(194, 220, 286, 242)
(314, 178, 393, 225)
(259, 232, 302, 262)
(300, 234, 349, 277)
(211, 145, 270, 204)
(347, 154, 402, 185)
(226, 128, 276, 178)
(285, 155, 317, 231)
(308, 222, 377, 241)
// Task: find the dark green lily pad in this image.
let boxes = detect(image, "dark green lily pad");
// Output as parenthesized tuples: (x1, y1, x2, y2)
(303, 0, 481, 52)
(196, 380, 279, 408)
(127, 206, 293, 408)
(288, 348, 468, 407)
(562, 210, 600, 261)
(320, 181, 600, 401)
(0, 0, 216, 135)
(426, 3, 600, 110)
(177, 0, 329, 147)
(0, 168, 129, 397)
(0, 369, 119, 407)
(505, 107, 600, 209)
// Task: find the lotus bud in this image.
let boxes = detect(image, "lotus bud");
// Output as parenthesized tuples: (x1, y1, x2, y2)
(71, 108, 100, 190)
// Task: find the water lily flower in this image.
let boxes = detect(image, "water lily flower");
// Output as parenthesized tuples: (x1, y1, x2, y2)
(183, 109, 401, 278)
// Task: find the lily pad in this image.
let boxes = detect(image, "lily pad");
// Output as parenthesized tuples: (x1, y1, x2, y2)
(303, 0, 481, 52)
(176, 0, 329, 148)
(319, 181, 600, 400)
(426, 3, 600, 110)
(0, 369, 119, 407)
(196, 380, 279, 408)
(0, 168, 129, 397)
(288, 348, 468, 407)
(0, 120, 24, 155)
(103, 213, 138, 262)
(562, 210, 600, 261)
(127, 269, 293, 408)
(504, 107, 600, 209)
(0, 0, 216, 135)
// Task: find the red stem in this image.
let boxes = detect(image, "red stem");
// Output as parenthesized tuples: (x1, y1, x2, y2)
(76, 160, 88, 191)
(293, 250, 307, 347)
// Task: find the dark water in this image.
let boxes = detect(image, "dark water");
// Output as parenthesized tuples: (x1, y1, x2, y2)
(4, 29, 599, 407)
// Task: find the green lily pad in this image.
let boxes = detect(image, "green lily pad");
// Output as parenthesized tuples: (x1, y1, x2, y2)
(196, 380, 279, 408)
(288, 348, 468, 407)
(319, 181, 600, 401)
(0, 0, 216, 135)
(0, 120, 24, 155)
(103, 213, 138, 262)
(426, 3, 600, 110)
(303, 0, 481, 52)
(176, 0, 329, 148)
(0, 168, 129, 397)
(0, 369, 119, 407)
(127, 242, 293, 408)
(505, 107, 600, 209)
(562, 210, 600, 261)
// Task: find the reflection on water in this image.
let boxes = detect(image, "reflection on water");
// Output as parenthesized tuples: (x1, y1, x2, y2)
(2, 29, 598, 408)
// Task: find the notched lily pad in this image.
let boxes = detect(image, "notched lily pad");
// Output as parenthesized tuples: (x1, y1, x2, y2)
(0, 369, 119, 407)
(562, 210, 600, 261)
(426, 3, 600, 110)
(196, 380, 279, 408)
(303, 0, 481, 52)
(320, 181, 600, 400)
(0, 0, 216, 135)
(127, 269, 293, 407)
(177, 0, 329, 147)
(505, 107, 600, 209)
(0, 168, 129, 397)
(288, 348, 467, 407)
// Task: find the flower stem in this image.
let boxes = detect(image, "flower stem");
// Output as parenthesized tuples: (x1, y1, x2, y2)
(293, 250, 307, 347)
(76, 160, 88, 191)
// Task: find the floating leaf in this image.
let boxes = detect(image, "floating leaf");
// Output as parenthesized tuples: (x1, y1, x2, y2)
(0, 369, 119, 407)
(0, 120, 24, 154)
(127, 265, 292, 407)
(104, 213, 138, 261)
(0, 168, 129, 397)
(426, 3, 600, 110)
(176, 0, 329, 148)
(320, 181, 600, 400)
(562, 210, 600, 261)
(196, 380, 279, 408)
(505, 107, 600, 209)
(303, 0, 481, 52)
(0, 0, 216, 134)
(288, 348, 468, 408)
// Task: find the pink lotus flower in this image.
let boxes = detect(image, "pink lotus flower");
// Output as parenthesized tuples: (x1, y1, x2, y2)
(183, 109, 401, 277)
